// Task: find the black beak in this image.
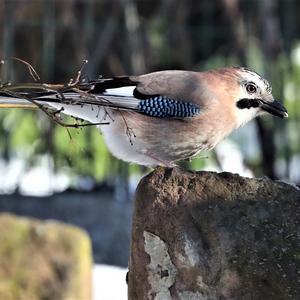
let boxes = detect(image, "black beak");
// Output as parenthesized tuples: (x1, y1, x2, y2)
(260, 99, 288, 119)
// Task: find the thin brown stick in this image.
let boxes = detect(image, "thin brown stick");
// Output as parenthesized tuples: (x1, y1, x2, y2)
(68, 59, 89, 87)
(1, 88, 109, 128)
(0, 58, 137, 145)
(10, 57, 40, 81)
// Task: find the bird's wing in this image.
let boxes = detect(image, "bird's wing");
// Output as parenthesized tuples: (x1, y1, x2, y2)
(0, 70, 203, 120)
(92, 71, 203, 118)
(130, 70, 201, 100)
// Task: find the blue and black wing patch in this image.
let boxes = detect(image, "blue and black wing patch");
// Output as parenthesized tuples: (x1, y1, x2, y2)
(137, 96, 200, 118)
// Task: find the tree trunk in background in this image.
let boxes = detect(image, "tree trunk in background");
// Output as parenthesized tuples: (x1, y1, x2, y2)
(256, 0, 282, 179)
(222, 0, 247, 65)
(128, 168, 300, 299)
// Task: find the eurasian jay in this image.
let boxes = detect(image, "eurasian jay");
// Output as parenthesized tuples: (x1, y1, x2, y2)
(0, 67, 288, 166)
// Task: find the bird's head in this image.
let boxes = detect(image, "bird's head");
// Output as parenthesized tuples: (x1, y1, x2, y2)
(203, 67, 288, 128)
(235, 67, 288, 122)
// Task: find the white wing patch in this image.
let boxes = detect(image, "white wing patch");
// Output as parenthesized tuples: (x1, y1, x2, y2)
(104, 86, 135, 97)
(46, 102, 109, 123)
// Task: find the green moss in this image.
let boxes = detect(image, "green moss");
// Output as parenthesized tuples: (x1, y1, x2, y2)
(0, 213, 92, 299)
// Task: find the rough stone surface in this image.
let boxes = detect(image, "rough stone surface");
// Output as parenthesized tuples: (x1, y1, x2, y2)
(0, 213, 92, 300)
(128, 167, 300, 300)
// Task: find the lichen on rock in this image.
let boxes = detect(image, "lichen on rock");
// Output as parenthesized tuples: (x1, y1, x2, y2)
(0, 213, 92, 300)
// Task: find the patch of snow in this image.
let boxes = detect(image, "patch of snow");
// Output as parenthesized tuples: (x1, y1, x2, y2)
(0, 158, 25, 193)
(289, 155, 300, 183)
(19, 166, 70, 196)
(0, 156, 70, 196)
(93, 264, 128, 300)
(215, 140, 254, 178)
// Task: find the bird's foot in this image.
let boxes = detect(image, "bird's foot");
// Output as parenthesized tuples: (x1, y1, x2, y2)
(142, 150, 176, 168)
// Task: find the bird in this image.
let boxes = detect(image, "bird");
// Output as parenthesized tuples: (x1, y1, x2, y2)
(0, 67, 288, 167)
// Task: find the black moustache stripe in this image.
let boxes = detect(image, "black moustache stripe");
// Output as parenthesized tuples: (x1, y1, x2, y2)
(236, 98, 260, 109)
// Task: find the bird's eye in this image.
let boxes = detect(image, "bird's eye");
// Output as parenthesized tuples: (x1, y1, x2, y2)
(246, 83, 257, 94)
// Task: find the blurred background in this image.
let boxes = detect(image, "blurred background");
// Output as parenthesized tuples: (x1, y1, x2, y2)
(0, 0, 299, 298)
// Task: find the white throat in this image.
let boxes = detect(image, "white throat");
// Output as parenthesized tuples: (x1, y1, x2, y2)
(235, 107, 259, 128)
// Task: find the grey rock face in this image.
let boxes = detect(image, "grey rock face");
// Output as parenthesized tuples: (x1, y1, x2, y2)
(128, 168, 300, 300)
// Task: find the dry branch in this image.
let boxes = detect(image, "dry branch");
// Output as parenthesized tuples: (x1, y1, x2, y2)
(0, 58, 136, 143)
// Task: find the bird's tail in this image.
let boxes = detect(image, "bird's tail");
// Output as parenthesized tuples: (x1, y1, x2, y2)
(0, 77, 141, 123)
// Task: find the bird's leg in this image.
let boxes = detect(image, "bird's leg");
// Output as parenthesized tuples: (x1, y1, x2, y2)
(142, 150, 177, 168)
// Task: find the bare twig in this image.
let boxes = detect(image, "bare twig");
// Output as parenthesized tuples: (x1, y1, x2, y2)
(0, 58, 137, 145)
(1, 88, 109, 129)
(10, 57, 40, 81)
(68, 59, 89, 86)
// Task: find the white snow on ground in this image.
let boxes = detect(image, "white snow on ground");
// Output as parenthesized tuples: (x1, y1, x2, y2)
(215, 140, 254, 178)
(289, 155, 300, 183)
(0, 157, 25, 193)
(19, 166, 70, 196)
(0, 156, 71, 196)
(93, 264, 128, 300)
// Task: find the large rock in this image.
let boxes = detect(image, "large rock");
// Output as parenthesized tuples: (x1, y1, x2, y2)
(128, 167, 300, 300)
(0, 213, 92, 300)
